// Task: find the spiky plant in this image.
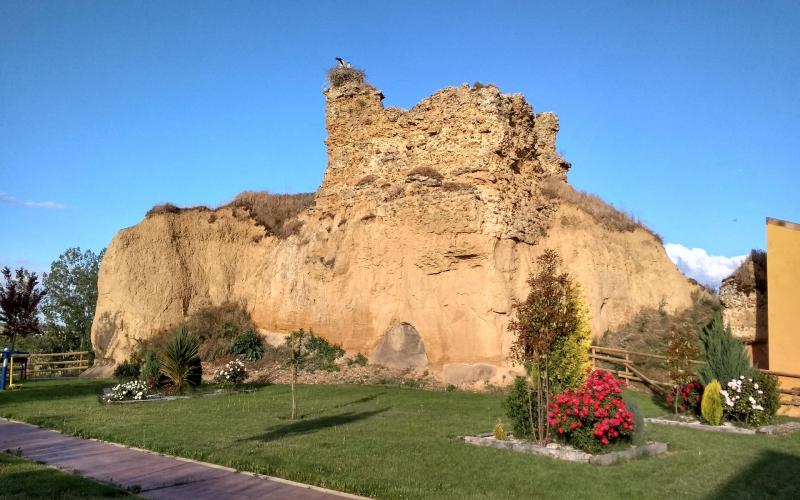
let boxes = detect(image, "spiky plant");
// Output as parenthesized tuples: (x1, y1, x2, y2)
(158, 326, 202, 394)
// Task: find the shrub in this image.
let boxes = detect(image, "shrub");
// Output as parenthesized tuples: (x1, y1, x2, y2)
(702, 379, 724, 425)
(104, 380, 149, 402)
(503, 376, 536, 439)
(445, 384, 457, 392)
(541, 177, 662, 243)
(755, 371, 781, 419)
(493, 419, 508, 440)
(213, 359, 247, 387)
(140, 351, 161, 390)
(547, 291, 592, 393)
(727, 250, 767, 295)
(664, 380, 703, 415)
(223, 191, 314, 238)
(547, 370, 634, 453)
(158, 327, 202, 394)
(407, 166, 444, 180)
(626, 400, 646, 445)
(181, 303, 255, 361)
(720, 375, 776, 427)
(231, 329, 265, 361)
(114, 360, 140, 380)
(348, 353, 368, 367)
(145, 203, 181, 217)
(697, 312, 753, 386)
(327, 66, 366, 87)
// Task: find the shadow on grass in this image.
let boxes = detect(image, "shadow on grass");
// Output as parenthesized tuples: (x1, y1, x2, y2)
(331, 392, 386, 409)
(707, 450, 800, 499)
(246, 408, 390, 442)
(0, 379, 109, 405)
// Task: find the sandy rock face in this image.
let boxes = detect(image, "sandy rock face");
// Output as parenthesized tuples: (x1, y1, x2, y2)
(92, 78, 697, 384)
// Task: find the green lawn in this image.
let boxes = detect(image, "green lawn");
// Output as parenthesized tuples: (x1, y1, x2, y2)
(0, 452, 132, 498)
(2, 379, 799, 499)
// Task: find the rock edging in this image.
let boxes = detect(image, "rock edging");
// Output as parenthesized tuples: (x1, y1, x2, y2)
(646, 417, 800, 436)
(463, 434, 667, 465)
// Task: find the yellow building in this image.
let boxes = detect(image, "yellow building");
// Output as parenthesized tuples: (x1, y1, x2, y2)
(766, 217, 800, 414)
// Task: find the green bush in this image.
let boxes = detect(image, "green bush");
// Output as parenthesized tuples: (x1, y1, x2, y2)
(721, 375, 776, 427)
(158, 327, 202, 394)
(502, 376, 536, 439)
(626, 400, 646, 445)
(285, 330, 345, 372)
(697, 313, 753, 385)
(113, 360, 140, 380)
(231, 329, 265, 361)
(140, 351, 161, 390)
(755, 371, 781, 419)
(547, 291, 592, 392)
(701, 379, 724, 426)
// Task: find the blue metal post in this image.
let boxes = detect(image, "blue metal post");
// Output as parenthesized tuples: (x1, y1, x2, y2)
(1, 348, 10, 391)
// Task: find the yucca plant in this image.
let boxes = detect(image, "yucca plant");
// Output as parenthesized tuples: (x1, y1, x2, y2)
(158, 326, 202, 394)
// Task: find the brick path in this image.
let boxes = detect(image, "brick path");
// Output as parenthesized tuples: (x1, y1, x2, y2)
(0, 419, 365, 499)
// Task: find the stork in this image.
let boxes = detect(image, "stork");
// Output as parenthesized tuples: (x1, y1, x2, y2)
(335, 57, 351, 68)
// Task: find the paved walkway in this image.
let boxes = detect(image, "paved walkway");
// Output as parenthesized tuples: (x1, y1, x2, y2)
(0, 419, 364, 499)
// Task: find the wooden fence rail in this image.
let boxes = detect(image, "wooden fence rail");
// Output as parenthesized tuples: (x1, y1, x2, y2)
(10, 351, 91, 380)
(589, 346, 800, 408)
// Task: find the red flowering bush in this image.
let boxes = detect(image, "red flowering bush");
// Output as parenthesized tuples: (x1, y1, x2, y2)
(547, 369, 635, 453)
(664, 380, 703, 415)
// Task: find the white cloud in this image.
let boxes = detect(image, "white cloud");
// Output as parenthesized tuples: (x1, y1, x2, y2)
(664, 243, 747, 289)
(0, 192, 65, 209)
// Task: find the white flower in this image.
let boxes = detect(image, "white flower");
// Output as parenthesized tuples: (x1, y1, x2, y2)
(758, 390, 763, 394)
(753, 383, 759, 389)
(740, 375, 745, 379)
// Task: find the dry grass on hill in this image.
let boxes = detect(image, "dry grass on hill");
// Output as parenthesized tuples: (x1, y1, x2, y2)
(224, 191, 314, 238)
(597, 291, 720, 381)
(145, 191, 314, 239)
(542, 177, 663, 243)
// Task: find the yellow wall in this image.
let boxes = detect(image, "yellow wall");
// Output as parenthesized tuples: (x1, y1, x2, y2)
(766, 218, 800, 415)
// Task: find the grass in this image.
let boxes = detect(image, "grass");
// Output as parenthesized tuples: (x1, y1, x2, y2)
(2, 379, 800, 499)
(0, 452, 132, 498)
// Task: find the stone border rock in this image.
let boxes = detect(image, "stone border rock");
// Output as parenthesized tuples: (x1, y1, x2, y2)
(645, 417, 800, 436)
(645, 417, 757, 435)
(103, 388, 254, 404)
(463, 434, 668, 465)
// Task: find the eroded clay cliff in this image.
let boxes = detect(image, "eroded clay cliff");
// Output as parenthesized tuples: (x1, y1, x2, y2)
(91, 75, 698, 384)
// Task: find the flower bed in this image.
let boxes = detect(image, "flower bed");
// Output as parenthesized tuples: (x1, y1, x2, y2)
(463, 434, 668, 465)
(645, 417, 800, 436)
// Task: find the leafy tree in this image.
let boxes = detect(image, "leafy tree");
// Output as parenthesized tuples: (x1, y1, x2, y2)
(696, 312, 752, 386)
(508, 249, 587, 444)
(0, 267, 47, 352)
(41, 247, 104, 352)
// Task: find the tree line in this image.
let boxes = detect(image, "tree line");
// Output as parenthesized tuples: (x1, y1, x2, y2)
(0, 247, 103, 353)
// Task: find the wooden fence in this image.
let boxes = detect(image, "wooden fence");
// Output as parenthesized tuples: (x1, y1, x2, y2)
(12, 351, 91, 380)
(589, 346, 800, 408)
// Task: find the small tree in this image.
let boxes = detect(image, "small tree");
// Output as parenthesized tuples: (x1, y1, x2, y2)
(508, 249, 586, 444)
(286, 328, 310, 420)
(696, 312, 752, 386)
(0, 267, 47, 352)
(666, 321, 700, 414)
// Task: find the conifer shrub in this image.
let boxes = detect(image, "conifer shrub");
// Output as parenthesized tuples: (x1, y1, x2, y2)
(701, 379, 724, 426)
(493, 419, 508, 440)
(626, 400, 646, 445)
(503, 376, 536, 439)
(696, 313, 753, 386)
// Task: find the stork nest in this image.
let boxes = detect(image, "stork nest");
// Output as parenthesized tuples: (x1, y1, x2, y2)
(327, 66, 366, 88)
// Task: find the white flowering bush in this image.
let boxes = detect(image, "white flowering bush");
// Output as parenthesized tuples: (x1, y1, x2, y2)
(213, 359, 247, 387)
(106, 380, 149, 402)
(719, 375, 772, 427)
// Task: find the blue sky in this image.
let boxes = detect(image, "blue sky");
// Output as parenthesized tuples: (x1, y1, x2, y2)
(1, 1, 798, 287)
